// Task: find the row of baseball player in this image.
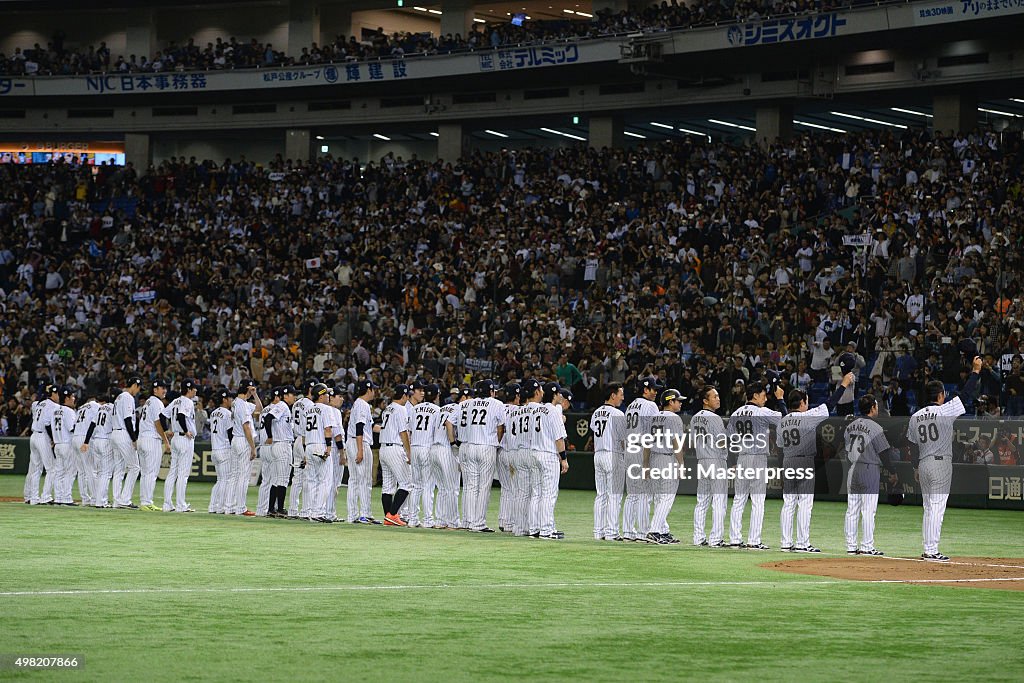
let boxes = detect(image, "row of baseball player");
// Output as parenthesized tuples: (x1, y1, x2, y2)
(22, 375, 577, 539)
(591, 357, 982, 561)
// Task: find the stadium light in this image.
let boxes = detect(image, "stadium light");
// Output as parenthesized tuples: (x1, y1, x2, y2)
(575, 11, 593, 17)
(413, 6, 427, 10)
(539, 127, 586, 141)
(890, 107, 932, 118)
(320, 145, 329, 153)
(793, 120, 847, 133)
(978, 107, 1023, 118)
(373, 134, 392, 141)
(649, 122, 674, 129)
(430, 132, 439, 137)
(829, 112, 907, 129)
(624, 131, 646, 138)
(563, 8, 575, 12)
(707, 118, 756, 132)
(484, 129, 509, 138)
(473, 18, 486, 22)
(315, 135, 325, 140)
(428, 8, 443, 14)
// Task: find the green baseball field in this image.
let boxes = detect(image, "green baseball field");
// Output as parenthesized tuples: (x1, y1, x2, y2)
(3, 475, 1023, 682)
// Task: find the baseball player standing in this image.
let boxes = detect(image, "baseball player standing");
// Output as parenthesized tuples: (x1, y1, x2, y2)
(208, 389, 234, 513)
(410, 384, 441, 528)
(844, 393, 896, 556)
(229, 380, 262, 516)
(457, 380, 506, 533)
(778, 373, 852, 552)
(323, 387, 346, 521)
(647, 388, 686, 544)
(510, 379, 542, 537)
(436, 387, 471, 529)
(161, 380, 199, 513)
(907, 357, 981, 561)
(402, 382, 425, 523)
(379, 384, 413, 526)
(51, 387, 78, 505)
(526, 382, 568, 539)
(260, 386, 296, 517)
(112, 377, 142, 509)
(691, 386, 728, 547)
(623, 377, 660, 542)
(496, 383, 521, 532)
(503, 384, 530, 535)
(288, 381, 315, 518)
(71, 391, 100, 507)
(590, 383, 625, 541)
(90, 395, 115, 508)
(302, 383, 334, 523)
(137, 380, 172, 512)
(345, 380, 376, 524)
(24, 385, 59, 505)
(727, 380, 785, 550)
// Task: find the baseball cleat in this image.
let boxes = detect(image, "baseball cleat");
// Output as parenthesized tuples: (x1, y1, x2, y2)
(781, 546, 794, 552)
(241, 510, 256, 517)
(847, 549, 860, 555)
(645, 532, 662, 544)
(140, 504, 159, 511)
(709, 541, 727, 548)
(612, 536, 626, 542)
(922, 553, 950, 562)
(663, 535, 681, 545)
(694, 540, 709, 547)
(728, 543, 745, 549)
(794, 546, 821, 553)
(746, 543, 770, 551)
(860, 549, 884, 556)
(480, 528, 496, 533)
(530, 532, 541, 538)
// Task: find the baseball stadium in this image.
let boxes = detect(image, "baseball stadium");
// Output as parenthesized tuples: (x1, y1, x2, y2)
(1, 0, 1024, 680)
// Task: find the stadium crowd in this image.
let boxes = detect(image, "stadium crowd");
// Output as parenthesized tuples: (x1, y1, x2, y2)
(0, 127, 1023, 462)
(2, 0, 893, 76)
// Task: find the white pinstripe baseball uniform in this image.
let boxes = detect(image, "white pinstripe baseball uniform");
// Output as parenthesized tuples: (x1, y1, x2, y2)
(229, 398, 257, 514)
(590, 403, 625, 540)
(457, 397, 506, 531)
(844, 417, 891, 553)
(208, 406, 233, 513)
(431, 401, 462, 528)
(112, 390, 140, 507)
(289, 396, 313, 517)
(727, 403, 781, 547)
(161, 395, 196, 512)
(648, 410, 684, 536)
(691, 409, 728, 546)
(323, 403, 343, 521)
(777, 404, 828, 550)
(137, 394, 166, 507)
(51, 404, 76, 504)
(379, 401, 412, 497)
(256, 400, 293, 516)
(526, 401, 564, 537)
(90, 402, 115, 507)
(345, 397, 373, 522)
(495, 402, 518, 532)
(907, 396, 964, 556)
(506, 403, 533, 536)
(623, 397, 658, 540)
(302, 402, 330, 519)
(72, 400, 100, 506)
(410, 401, 440, 526)
(25, 398, 58, 504)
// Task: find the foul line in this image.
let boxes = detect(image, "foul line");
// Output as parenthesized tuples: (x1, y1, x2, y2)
(3, 575, 1023, 598)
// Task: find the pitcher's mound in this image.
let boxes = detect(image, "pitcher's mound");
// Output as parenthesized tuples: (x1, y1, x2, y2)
(762, 557, 1024, 591)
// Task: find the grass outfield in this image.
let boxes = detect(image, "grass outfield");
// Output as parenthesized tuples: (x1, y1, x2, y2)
(3, 475, 1023, 682)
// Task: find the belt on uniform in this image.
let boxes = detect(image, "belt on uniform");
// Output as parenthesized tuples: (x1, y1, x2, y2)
(383, 443, 401, 447)
(931, 456, 946, 461)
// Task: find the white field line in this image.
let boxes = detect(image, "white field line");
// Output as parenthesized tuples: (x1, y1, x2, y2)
(1, 576, 1022, 598)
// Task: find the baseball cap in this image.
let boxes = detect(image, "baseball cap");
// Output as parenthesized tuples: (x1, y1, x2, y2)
(59, 386, 76, 399)
(215, 388, 231, 401)
(304, 379, 318, 394)
(238, 378, 257, 390)
(355, 379, 377, 395)
(474, 379, 496, 396)
(281, 385, 297, 396)
(459, 387, 474, 399)
(181, 379, 197, 392)
(393, 383, 412, 398)
(640, 376, 663, 391)
(837, 352, 857, 376)
(449, 386, 461, 395)
(311, 383, 329, 399)
(126, 376, 143, 387)
(47, 384, 59, 396)
(557, 387, 574, 402)
(152, 379, 170, 389)
(521, 378, 541, 397)
(425, 383, 440, 397)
